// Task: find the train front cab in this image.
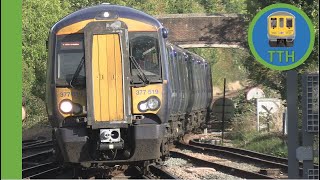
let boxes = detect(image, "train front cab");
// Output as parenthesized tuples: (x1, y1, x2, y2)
(46, 5, 170, 166)
(268, 11, 295, 47)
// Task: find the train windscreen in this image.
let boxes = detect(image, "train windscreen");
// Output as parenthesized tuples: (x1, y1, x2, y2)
(56, 34, 85, 86)
(129, 32, 161, 82)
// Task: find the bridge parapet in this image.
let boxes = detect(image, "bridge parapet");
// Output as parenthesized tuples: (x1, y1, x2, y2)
(156, 14, 247, 48)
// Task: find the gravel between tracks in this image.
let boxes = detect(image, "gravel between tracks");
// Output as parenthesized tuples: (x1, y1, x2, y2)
(183, 133, 234, 147)
(163, 157, 243, 180)
(176, 148, 262, 172)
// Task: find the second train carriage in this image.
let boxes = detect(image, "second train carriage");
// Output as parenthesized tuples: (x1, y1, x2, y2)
(46, 3, 213, 167)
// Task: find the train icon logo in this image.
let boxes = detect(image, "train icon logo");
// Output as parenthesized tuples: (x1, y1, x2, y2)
(267, 11, 295, 47)
(248, 3, 315, 71)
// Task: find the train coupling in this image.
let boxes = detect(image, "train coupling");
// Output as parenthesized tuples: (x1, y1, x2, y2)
(99, 141, 124, 150)
(99, 128, 124, 150)
(100, 129, 121, 143)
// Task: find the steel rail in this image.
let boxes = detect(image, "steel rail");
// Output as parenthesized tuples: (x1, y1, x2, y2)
(22, 149, 54, 162)
(189, 139, 319, 172)
(22, 139, 46, 146)
(191, 139, 318, 169)
(170, 150, 273, 179)
(23, 140, 53, 151)
(148, 164, 178, 179)
(22, 162, 61, 179)
(184, 141, 288, 171)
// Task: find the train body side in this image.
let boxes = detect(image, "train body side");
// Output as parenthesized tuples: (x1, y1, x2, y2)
(165, 44, 213, 134)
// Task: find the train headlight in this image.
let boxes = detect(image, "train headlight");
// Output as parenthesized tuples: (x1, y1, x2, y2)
(73, 103, 83, 114)
(59, 100, 73, 114)
(147, 97, 160, 110)
(137, 96, 160, 112)
(138, 102, 148, 112)
(103, 12, 110, 18)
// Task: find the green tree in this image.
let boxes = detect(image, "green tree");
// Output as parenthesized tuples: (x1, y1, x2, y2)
(199, 0, 226, 13)
(22, 0, 71, 125)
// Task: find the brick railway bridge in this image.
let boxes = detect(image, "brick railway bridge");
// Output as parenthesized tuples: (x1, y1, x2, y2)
(156, 13, 247, 48)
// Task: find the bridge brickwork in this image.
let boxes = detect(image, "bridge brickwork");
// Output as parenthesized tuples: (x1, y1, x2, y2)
(156, 14, 247, 48)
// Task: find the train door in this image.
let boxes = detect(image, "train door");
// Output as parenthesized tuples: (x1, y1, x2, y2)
(199, 62, 204, 109)
(186, 54, 194, 113)
(184, 54, 190, 113)
(84, 21, 131, 127)
(172, 49, 181, 114)
(193, 60, 199, 110)
(202, 63, 207, 109)
(92, 34, 123, 121)
(177, 52, 184, 114)
(181, 52, 187, 114)
(207, 65, 213, 108)
(279, 17, 285, 31)
(167, 46, 177, 115)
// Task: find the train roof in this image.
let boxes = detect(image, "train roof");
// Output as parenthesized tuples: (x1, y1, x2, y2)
(51, 4, 163, 34)
(268, 11, 295, 17)
(166, 43, 209, 64)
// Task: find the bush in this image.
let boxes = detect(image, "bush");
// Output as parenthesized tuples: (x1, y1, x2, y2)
(22, 0, 71, 128)
(226, 89, 288, 157)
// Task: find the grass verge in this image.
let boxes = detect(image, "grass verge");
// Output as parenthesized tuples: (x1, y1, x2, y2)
(226, 131, 288, 157)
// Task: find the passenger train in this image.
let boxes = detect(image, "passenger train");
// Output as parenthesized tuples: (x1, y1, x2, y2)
(268, 11, 295, 47)
(46, 3, 213, 168)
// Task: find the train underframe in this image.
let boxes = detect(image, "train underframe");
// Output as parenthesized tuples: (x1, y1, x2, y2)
(52, 109, 208, 169)
(268, 38, 294, 47)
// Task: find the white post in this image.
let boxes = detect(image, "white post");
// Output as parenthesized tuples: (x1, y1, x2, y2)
(285, 107, 288, 135)
(257, 98, 260, 132)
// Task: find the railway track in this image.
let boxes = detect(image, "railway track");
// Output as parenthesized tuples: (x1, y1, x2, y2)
(191, 139, 319, 169)
(23, 149, 54, 164)
(22, 162, 62, 179)
(188, 139, 318, 177)
(22, 139, 63, 179)
(23, 140, 53, 152)
(170, 150, 273, 179)
(173, 139, 306, 178)
(22, 138, 177, 179)
(72, 164, 177, 179)
(145, 164, 178, 179)
(23, 140, 54, 169)
(24, 136, 316, 179)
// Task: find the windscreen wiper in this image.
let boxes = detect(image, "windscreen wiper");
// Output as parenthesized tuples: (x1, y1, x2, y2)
(129, 56, 149, 85)
(70, 56, 85, 88)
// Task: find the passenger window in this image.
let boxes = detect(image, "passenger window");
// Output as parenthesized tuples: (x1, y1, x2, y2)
(271, 18, 277, 28)
(286, 18, 293, 28)
(279, 18, 284, 28)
